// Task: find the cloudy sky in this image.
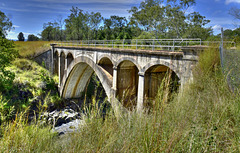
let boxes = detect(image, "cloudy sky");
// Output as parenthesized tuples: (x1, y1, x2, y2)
(1, 0, 240, 40)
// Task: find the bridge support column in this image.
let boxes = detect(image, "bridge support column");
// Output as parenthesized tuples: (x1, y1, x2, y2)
(137, 72, 145, 112)
(58, 55, 61, 85)
(65, 57, 68, 71)
(111, 66, 117, 98)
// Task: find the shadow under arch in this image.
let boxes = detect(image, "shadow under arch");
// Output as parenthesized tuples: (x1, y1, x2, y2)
(116, 57, 141, 71)
(60, 56, 112, 100)
(53, 51, 59, 75)
(117, 60, 139, 109)
(142, 60, 181, 80)
(143, 63, 180, 109)
(66, 52, 74, 68)
(98, 56, 114, 76)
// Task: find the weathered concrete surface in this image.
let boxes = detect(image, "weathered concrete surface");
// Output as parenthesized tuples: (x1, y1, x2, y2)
(52, 45, 203, 110)
(34, 50, 53, 71)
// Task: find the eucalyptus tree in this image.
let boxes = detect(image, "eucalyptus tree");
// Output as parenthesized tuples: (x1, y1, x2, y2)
(89, 12, 103, 39)
(129, 0, 212, 39)
(65, 7, 90, 40)
(0, 11, 18, 92)
(0, 11, 13, 37)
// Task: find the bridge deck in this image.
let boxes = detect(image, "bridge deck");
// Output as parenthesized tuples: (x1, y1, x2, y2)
(54, 45, 184, 56)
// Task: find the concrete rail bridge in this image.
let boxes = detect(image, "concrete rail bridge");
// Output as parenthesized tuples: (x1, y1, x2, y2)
(50, 39, 205, 111)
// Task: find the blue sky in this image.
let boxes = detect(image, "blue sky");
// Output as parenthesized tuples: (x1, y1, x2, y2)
(0, 0, 240, 40)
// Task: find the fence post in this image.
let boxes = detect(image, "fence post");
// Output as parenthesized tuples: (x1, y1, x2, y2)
(172, 40, 175, 51)
(220, 27, 224, 69)
(152, 39, 154, 51)
(123, 39, 124, 49)
(136, 39, 138, 50)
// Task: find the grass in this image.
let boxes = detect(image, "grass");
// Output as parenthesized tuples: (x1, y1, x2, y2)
(0, 46, 240, 152)
(14, 41, 52, 58)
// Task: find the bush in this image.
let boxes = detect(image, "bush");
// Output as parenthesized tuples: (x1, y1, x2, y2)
(0, 36, 18, 92)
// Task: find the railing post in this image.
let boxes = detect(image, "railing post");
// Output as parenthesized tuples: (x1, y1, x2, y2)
(172, 40, 175, 51)
(112, 40, 113, 48)
(152, 39, 155, 51)
(136, 39, 138, 50)
(122, 39, 124, 49)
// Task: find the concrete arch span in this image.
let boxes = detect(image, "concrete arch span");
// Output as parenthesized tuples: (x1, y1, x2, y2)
(60, 56, 112, 99)
(142, 60, 181, 80)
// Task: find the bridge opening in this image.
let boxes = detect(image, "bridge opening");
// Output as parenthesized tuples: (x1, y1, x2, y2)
(117, 60, 138, 109)
(60, 52, 65, 83)
(98, 57, 113, 76)
(62, 62, 110, 113)
(67, 53, 74, 68)
(54, 51, 59, 75)
(144, 65, 180, 108)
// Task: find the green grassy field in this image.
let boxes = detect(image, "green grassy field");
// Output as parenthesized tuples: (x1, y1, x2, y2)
(14, 41, 52, 58)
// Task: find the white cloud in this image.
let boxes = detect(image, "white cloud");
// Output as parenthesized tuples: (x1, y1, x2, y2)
(2, 3, 5, 6)
(225, 0, 240, 4)
(213, 24, 222, 30)
(13, 25, 20, 28)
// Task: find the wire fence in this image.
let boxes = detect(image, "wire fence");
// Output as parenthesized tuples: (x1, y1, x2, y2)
(221, 48, 240, 91)
(220, 28, 240, 92)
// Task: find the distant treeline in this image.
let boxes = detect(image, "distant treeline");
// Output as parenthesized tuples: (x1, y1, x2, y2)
(36, 0, 238, 41)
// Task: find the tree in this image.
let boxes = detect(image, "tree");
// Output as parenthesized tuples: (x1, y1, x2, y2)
(229, 7, 240, 20)
(17, 32, 25, 41)
(0, 11, 13, 37)
(27, 34, 39, 41)
(65, 7, 90, 40)
(0, 11, 18, 92)
(129, 0, 211, 39)
(41, 22, 56, 41)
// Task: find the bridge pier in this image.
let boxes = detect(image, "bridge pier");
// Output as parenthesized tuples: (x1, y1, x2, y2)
(137, 72, 145, 112)
(58, 55, 61, 85)
(111, 66, 118, 97)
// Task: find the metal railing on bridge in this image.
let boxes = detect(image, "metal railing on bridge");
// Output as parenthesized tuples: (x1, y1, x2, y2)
(55, 39, 236, 51)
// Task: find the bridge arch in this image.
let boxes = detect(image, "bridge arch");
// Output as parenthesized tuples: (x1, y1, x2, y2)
(98, 56, 114, 76)
(66, 52, 74, 68)
(97, 54, 116, 66)
(60, 56, 112, 100)
(117, 60, 139, 109)
(60, 51, 66, 83)
(142, 60, 181, 80)
(53, 51, 59, 75)
(116, 57, 141, 71)
(142, 61, 181, 108)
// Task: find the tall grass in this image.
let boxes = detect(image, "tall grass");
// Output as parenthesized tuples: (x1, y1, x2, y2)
(0, 47, 240, 152)
(14, 41, 52, 58)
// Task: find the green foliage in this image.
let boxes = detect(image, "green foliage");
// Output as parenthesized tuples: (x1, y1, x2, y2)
(17, 32, 25, 41)
(129, 0, 212, 39)
(27, 34, 39, 41)
(0, 36, 18, 92)
(40, 70, 56, 90)
(0, 11, 13, 37)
